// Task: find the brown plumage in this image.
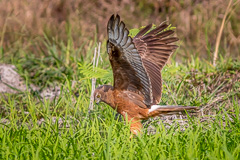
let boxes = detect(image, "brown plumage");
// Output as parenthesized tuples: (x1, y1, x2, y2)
(94, 14, 198, 135)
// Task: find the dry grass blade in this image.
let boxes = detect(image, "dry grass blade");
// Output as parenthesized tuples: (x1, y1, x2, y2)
(88, 47, 97, 111)
(213, 0, 233, 66)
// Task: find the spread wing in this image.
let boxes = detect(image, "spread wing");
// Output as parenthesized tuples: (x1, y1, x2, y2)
(133, 23, 179, 104)
(107, 14, 152, 106)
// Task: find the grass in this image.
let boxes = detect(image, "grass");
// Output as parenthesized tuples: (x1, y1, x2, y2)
(0, 90, 239, 159)
(0, 95, 239, 159)
(0, 34, 240, 159)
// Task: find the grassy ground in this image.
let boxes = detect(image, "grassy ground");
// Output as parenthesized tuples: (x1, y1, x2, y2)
(0, 36, 239, 159)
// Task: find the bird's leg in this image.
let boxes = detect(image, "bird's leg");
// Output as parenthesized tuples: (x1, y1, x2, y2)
(122, 112, 143, 138)
(129, 118, 142, 138)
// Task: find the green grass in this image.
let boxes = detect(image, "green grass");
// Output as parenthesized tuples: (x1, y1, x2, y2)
(0, 96, 239, 159)
(0, 37, 240, 159)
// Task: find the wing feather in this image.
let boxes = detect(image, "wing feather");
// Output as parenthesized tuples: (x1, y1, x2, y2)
(107, 14, 179, 106)
(107, 14, 153, 106)
(133, 23, 179, 104)
(134, 24, 153, 39)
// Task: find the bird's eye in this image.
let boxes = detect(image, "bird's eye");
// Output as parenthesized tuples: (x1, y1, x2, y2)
(96, 94, 101, 98)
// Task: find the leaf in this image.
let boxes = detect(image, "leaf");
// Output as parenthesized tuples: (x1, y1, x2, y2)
(78, 63, 112, 82)
(128, 24, 176, 38)
(128, 28, 140, 38)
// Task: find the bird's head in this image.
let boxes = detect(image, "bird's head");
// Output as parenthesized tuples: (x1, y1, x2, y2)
(94, 85, 113, 104)
(94, 87, 103, 104)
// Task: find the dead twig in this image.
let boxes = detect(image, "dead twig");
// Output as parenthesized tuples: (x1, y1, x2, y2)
(88, 42, 101, 111)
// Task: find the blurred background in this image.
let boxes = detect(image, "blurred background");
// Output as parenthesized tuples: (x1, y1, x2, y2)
(0, 0, 239, 60)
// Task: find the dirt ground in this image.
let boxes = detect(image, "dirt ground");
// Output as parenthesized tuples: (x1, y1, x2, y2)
(0, 64, 61, 100)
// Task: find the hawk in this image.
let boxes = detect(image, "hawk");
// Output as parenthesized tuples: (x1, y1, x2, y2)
(94, 14, 197, 135)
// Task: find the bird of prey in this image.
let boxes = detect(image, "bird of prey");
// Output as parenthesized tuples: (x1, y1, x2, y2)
(94, 14, 197, 135)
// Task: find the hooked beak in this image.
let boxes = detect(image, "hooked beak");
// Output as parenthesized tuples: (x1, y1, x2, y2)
(95, 99, 100, 105)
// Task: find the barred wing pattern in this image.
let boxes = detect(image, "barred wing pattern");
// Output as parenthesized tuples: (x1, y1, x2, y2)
(133, 23, 179, 104)
(107, 14, 179, 107)
(107, 14, 153, 106)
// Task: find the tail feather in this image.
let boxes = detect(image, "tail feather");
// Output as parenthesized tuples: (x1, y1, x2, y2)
(148, 105, 198, 117)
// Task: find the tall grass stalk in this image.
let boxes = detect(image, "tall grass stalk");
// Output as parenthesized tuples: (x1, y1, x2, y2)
(213, 0, 233, 66)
